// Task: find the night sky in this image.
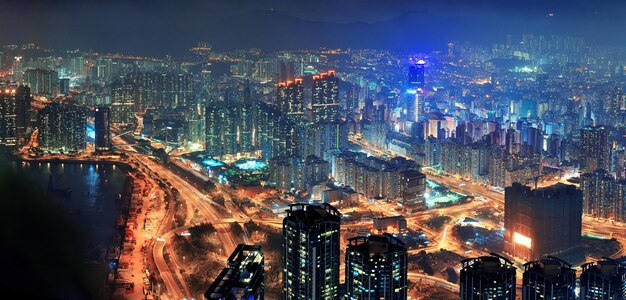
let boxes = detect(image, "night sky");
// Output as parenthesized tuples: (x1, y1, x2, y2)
(2, 0, 626, 56)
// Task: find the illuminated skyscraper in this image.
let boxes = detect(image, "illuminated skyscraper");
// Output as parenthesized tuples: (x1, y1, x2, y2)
(610, 87, 623, 115)
(0, 87, 17, 145)
(24, 68, 59, 97)
(94, 106, 112, 151)
(460, 254, 516, 300)
(283, 203, 341, 300)
(204, 244, 265, 300)
(580, 126, 610, 173)
(615, 179, 626, 223)
(345, 234, 408, 300)
(0, 85, 31, 146)
(204, 102, 254, 157)
(111, 76, 135, 124)
(580, 259, 626, 300)
(581, 169, 616, 219)
(275, 78, 304, 120)
(408, 60, 425, 90)
(304, 121, 348, 160)
(37, 102, 87, 151)
(59, 78, 70, 95)
(312, 71, 339, 123)
(504, 183, 582, 262)
(257, 102, 302, 159)
(522, 257, 576, 300)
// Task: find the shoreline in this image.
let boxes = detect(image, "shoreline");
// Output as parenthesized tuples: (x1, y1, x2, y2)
(13, 154, 141, 298)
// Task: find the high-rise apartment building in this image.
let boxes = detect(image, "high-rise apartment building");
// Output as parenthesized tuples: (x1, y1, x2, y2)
(37, 102, 87, 151)
(522, 257, 576, 300)
(460, 254, 517, 300)
(345, 234, 408, 300)
(581, 169, 617, 219)
(580, 126, 610, 173)
(0, 85, 31, 146)
(312, 71, 339, 123)
(24, 68, 59, 97)
(580, 259, 626, 300)
(283, 203, 341, 300)
(111, 76, 135, 124)
(275, 79, 304, 120)
(94, 106, 112, 151)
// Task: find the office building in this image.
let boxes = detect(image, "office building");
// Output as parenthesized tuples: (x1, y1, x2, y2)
(408, 59, 425, 90)
(580, 126, 610, 173)
(504, 183, 582, 262)
(345, 234, 408, 300)
(312, 71, 339, 123)
(460, 254, 517, 300)
(522, 257, 576, 300)
(283, 203, 341, 300)
(24, 68, 59, 97)
(205, 244, 265, 300)
(37, 102, 88, 151)
(94, 106, 112, 151)
(580, 259, 626, 300)
(0, 85, 31, 146)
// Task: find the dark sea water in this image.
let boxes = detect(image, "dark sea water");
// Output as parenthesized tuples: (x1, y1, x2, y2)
(12, 161, 128, 255)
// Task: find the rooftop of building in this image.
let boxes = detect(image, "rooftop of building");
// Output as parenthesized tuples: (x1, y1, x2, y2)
(523, 257, 575, 280)
(461, 253, 516, 275)
(506, 182, 580, 199)
(333, 150, 420, 172)
(347, 234, 407, 257)
(285, 203, 341, 227)
(205, 244, 264, 300)
(398, 169, 426, 179)
(581, 258, 626, 279)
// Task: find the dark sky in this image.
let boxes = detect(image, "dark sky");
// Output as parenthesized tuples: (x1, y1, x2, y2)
(1, 0, 626, 57)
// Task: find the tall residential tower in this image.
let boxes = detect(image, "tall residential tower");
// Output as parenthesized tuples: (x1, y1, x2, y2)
(282, 203, 341, 300)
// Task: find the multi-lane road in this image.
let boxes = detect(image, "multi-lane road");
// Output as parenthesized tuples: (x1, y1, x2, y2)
(112, 129, 242, 299)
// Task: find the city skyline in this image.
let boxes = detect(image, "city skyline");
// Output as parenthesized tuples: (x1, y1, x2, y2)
(3, 1, 626, 300)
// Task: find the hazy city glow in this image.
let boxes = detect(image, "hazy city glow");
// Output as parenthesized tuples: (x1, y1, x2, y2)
(2, 1, 626, 300)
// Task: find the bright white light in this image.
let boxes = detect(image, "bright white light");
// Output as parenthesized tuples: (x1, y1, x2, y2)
(513, 232, 532, 248)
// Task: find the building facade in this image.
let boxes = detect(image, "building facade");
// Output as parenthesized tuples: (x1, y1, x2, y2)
(37, 102, 88, 151)
(460, 254, 517, 300)
(345, 234, 408, 300)
(283, 204, 341, 300)
(94, 106, 112, 151)
(580, 259, 626, 300)
(522, 257, 576, 300)
(504, 183, 582, 262)
(580, 126, 610, 173)
(0, 85, 31, 146)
